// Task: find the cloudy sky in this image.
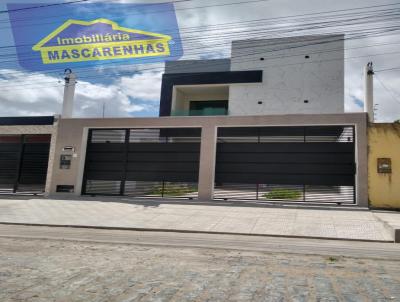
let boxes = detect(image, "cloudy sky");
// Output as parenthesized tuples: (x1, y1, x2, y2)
(0, 0, 399, 121)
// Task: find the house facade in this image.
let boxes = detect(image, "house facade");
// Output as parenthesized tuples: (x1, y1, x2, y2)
(161, 35, 344, 117)
(0, 34, 382, 208)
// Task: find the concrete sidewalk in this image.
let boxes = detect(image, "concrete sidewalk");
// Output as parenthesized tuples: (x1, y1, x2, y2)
(0, 196, 398, 242)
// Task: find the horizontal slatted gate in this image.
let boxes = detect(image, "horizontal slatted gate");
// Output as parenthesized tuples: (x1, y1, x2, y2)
(0, 134, 51, 194)
(82, 128, 201, 198)
(214, 126, 356, 204)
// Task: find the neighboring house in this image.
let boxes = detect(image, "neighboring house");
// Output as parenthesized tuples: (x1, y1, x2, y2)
(368, 123, 400, 209)
(160, 35, 344, 117)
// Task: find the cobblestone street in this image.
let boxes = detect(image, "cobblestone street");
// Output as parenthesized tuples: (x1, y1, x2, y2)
(1, 236, 400, 302)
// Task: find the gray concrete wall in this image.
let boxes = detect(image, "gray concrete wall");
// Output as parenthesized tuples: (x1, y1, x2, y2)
(48, 113, 368, 207)
(165, 59, 231, 74)
(230, 35, 345, 115)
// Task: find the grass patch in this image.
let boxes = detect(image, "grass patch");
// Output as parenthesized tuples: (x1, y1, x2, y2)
(147, 184, 197, 196)
(262, 188, 302, 200)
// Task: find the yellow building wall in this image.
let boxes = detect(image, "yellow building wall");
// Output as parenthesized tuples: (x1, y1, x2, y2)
(369, 123, 400, 209)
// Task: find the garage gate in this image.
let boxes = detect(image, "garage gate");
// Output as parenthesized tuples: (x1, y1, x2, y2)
(214, 126, 356, 204)
(0, 134, 51, 194)
(82, 128, 201, 198)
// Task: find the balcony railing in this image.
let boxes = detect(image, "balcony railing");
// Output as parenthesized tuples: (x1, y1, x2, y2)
(171, 108, 228, 116)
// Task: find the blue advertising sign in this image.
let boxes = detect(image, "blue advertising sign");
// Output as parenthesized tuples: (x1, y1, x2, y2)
(7, 2, 183, 71)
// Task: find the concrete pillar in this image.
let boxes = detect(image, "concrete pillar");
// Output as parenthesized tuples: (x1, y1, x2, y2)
(62, 69, 76, 118)
(364, 62, 374, 123)
(197, 124, 217, 200)
(44, 116, 59, 196)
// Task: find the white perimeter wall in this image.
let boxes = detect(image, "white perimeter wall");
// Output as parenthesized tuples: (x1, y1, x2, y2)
(229, 35, 345, 115)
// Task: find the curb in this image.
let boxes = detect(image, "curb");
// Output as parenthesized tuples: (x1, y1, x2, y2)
(0, 195, 371, 211)
(372, 214, 400, 243)
(0, 221, 393, 243)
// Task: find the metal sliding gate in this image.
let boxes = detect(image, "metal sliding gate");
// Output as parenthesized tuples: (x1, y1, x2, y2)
(214, 126, 356, 204)
(82, 128, 201, 198)
(0, 134, 51, 194)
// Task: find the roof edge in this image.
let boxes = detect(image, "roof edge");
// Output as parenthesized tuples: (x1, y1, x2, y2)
(0, 116, 55, 126)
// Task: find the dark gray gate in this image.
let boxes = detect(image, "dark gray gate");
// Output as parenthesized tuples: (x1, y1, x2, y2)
(214, 126, 356, 204)
(82, 128, 201, 198)
(0, 134, 51, 194)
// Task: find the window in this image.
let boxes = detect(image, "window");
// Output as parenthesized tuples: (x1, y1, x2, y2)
(189, 100, 228, 116)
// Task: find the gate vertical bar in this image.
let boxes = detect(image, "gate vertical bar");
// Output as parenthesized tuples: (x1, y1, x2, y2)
(81, 130, 93, 195)
(353, 125, 356, 204)
(13, 135, 25, 193)
(162, 129, 168, 197)
(303, 127, 306, 202)
(257, 128, 260, 199)
(256, 183, 259, 200)
(119, 129, 129, 196)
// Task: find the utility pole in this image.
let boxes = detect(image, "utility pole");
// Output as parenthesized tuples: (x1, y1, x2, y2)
(364, 62, 374, 123)
(62, 69, 76, 118)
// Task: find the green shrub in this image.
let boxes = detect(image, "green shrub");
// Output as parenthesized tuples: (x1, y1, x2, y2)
(262, 188, 302, 200)
(147, 184, 197, 196)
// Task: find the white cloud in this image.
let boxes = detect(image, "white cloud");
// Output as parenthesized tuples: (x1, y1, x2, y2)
(0, 69, 159, 117)
(0, 70, 63, 116)
(117, 71, 162, 101)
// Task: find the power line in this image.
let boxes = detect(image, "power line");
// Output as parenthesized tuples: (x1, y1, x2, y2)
(375, 67, 400, 72)
(0, 0, 91, 14)
(0, 13, 398, 66)
(0, 31, 391, 84)
(0, 33, 384, 80)
(62, 50, 400, 83)
(0, 1, 398, 33)
(0, 2, 398, 87)
(0, 30, 398, 82)
(1, 28, 397, 82)
(375, 74, 400, 105)
(0, 0, 208, 15)
(0, 0, 271, 25)
(0, 2, 396, 73)
(2, 13, 398, 58)
(1, 47, 399, 90)
(1, 0, 398, 28)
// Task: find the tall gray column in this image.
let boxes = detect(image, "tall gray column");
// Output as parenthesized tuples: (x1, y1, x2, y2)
(364, 62, 374, 122)
(62, 70, 76, 118)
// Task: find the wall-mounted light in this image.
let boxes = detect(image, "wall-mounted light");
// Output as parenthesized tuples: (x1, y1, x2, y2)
(377, 158, 392, 173)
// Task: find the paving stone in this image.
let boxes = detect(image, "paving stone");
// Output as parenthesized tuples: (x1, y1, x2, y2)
(0, 197, 396, 241)
(1, 237, 400, 301)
